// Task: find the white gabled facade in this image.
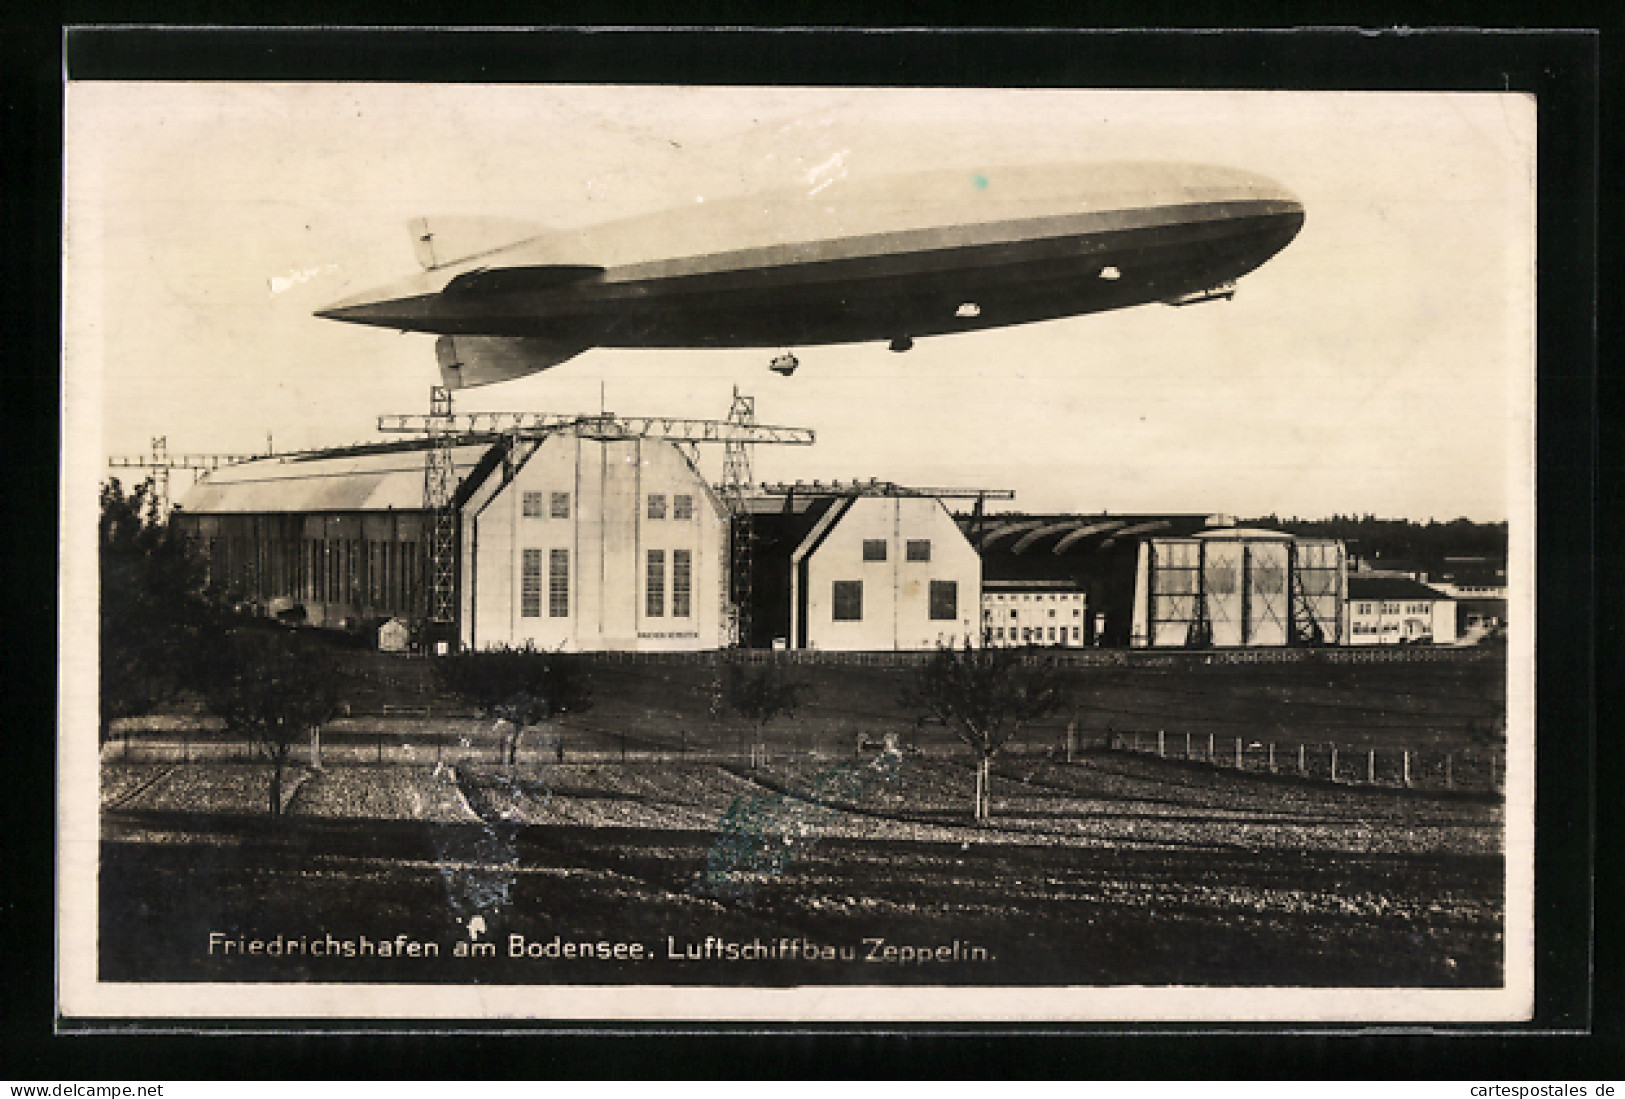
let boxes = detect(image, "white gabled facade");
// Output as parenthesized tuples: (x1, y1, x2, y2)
(790, 496, 980, 651)
(459, 433, 728, 652)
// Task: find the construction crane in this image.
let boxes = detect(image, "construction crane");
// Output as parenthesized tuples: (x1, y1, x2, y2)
(755, 480, 1014, 501)
(106, 437, 259, 513)
(377, 389, 814, 650)
(720, 388, 757, 648)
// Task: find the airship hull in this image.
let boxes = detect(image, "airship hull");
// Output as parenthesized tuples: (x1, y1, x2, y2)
(317, 163, 1305, 384)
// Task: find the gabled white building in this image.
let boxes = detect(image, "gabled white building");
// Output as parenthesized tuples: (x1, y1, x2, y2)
(784, 494, 981, 651)
(459, 432, 729, 652)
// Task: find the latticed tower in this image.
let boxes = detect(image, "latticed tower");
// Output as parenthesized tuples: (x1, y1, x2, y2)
(423, 385, 459, 629)
(720, 387, 756, 647)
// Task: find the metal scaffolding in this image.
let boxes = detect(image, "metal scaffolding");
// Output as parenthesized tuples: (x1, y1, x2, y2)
(720, 388, 757, 647)
(422, 386, 459, 630)
(107, 437, 257, 513)
(754, 480, 1014, 501)
(376, 409, 815, 446)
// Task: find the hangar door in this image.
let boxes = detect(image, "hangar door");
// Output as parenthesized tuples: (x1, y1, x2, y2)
(1243, 539, 1290, 646)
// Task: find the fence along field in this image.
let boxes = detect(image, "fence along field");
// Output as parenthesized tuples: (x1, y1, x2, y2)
(98, 644, 1507, 988)
(104, 644, 1507, 794)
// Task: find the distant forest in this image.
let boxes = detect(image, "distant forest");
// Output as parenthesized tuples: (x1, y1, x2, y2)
(1242, 516, 1508, 571)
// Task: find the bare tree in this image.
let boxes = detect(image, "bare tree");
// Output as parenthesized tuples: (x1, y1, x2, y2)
(905, 640, 1067, 822)
(200, 629, 341, 817)
(716, 659, 805, 767)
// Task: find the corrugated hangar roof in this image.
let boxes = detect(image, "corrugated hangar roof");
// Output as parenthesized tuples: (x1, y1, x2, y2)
(180, 441, 497, 514)
(967, 513, 1227, 582)
(1347, 576, 1451, 602)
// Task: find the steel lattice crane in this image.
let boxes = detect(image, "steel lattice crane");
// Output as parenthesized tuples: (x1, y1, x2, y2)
(107, 437, 260, 513)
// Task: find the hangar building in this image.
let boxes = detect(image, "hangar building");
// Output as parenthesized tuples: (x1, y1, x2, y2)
(968, 514, 1346, 648)
(177, 430, 730, 652)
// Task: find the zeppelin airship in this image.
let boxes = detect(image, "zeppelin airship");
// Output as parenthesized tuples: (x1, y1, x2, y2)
(316, 162, 1304, 389)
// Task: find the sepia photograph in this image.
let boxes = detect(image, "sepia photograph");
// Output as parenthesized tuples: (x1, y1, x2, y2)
(59, 77, 1536, 1023)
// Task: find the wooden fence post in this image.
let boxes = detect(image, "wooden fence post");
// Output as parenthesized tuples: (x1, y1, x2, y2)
(1367, 748, 1375, 785)
(1330, 747, 1338, 782)
(1298, 743, 1306, 777)
(1268, 742, 1276, 773)
(1235, 737, 1243, 770)
(1157, 730, 1165, 758)
(1446, 752, 1454, 790)
(1184, 731, 1191, 759)
(1403, 750, 1411, 788)
(1207, 732, 1215, 763)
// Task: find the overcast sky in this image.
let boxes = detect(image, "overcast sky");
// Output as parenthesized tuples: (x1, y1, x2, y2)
(65, 84, 1534, 520)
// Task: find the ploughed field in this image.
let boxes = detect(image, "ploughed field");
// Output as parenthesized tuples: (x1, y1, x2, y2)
(99, 747, 1503, 988)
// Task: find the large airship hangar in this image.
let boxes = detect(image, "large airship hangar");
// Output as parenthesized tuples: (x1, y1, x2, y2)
(134, 160, 1459, 654)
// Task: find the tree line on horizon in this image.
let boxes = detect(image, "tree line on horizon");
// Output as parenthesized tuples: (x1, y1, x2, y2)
(1240, 515, 1508, 572)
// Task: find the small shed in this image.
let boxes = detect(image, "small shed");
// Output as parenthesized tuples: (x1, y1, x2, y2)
(377, 617, 412, 653)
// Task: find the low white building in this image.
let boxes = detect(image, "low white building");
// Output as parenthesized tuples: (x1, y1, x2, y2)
(1344, 576, 1456, 645)
(783, 494, 981, 651)
(981, 582, 1088, 646)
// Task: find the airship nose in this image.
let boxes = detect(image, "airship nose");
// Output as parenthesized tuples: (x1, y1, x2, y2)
(315, 272, 440, 328)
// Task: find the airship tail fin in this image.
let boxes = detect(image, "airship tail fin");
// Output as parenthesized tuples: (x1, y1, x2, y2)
(410, 216, 549, 271)
(436, 335, 588, 390)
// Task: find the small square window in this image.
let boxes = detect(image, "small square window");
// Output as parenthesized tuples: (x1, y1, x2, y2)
(550, 492, 571, 520)
(523, 491, 546, 518)
(673, 494, 693, 520)
(906, 539, 931, 562)
(862, 539, 887, 562)
(648, 494, 667, 520)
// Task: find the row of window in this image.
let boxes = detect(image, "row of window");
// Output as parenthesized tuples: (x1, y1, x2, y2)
(201, 536, 423, 614)
(860, 539, 931, 563)
(991, 626, 1081, 642)
(520, 492, 696, 522)
(985, 606, 1082, 619)
(1353, 601, 1434, 616)
(518, 548, 694, 620)
(986, 593, 1083, 602)
(831, 579, 957, 622)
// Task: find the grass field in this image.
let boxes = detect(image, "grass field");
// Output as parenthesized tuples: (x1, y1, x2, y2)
(97, 648, 1507, 990)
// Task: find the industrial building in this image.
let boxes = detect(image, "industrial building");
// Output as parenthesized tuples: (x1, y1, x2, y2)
(741, 485, 982, 651)
(176, 426, 733, 653)
(982, 582, 1089, 647)
(169, 405, 1366, 655)
(1344, 576, 1457, 645)
(969, 514, 1346, 648)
